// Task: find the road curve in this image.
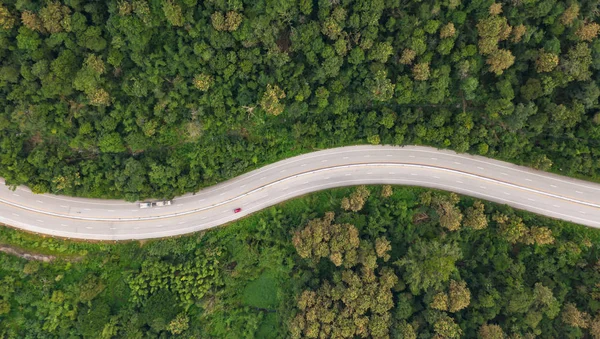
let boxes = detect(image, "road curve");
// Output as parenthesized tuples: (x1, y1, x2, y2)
(0, 145, 599, 240)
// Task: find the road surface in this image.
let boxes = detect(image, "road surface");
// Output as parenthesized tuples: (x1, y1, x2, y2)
(0, 145, 599, 240)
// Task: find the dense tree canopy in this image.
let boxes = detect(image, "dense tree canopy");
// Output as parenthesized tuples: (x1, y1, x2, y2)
(0, 0, 599, 200)
(0, 185, 599, 337)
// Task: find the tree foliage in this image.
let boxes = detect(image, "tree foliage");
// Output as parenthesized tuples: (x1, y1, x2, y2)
(0, 0, 598, 200)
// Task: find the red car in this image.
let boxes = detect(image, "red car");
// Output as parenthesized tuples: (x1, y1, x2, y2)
(234, 208, 242, 213)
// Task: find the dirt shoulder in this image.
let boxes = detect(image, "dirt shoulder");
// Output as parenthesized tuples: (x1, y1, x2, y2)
(0, 243, 82, 262)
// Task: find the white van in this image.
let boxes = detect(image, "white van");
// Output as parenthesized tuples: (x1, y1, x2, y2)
(139, 200, 172, 208)
(139, 202, 152, 208)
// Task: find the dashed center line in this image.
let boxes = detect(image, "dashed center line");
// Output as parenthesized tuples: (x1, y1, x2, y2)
(477, 167, 484, 170)
(2, 148, 600, 240)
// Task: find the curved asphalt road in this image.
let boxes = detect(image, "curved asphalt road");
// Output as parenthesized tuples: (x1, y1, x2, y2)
(0, 145, 599, 240)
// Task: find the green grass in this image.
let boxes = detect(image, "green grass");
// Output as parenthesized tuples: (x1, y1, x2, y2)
(242, 270, 279, 309)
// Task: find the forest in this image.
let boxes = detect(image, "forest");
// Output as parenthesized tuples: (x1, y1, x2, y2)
(0, 185, 599, 338)
(0, 0, 600, 200)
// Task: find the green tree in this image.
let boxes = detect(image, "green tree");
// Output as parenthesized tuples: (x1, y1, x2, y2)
(448, 280, 471, 312)
(39, 2, 72, 34)
(260, 84, 286, 115)
(162, 0, 184, 26)
(0, 299, 10, 315)
(536, 51, 559, 73)
(368, 42, 393, 63)
(76, 301, 111, 338)
(394, 321, 417, 339)
(193, 74, 213, 91)
(381, 185, 393, 198)
(434, 313, 462, 338)
(341, 185, 371, 212)
(561, 3, 579, 26)
(576, 23, 600, 42)
(397, 240, 462, 294)
(440, 23, 456, 38)
(464, 201, 488, 230)
(0, 4, 15, 30)
(365, 70, 395, 101)
(476, 15, 512, 55)
(427, 193, 463, 231)
(479, 323, 505, 339)
(562, 303, 590, 328)
(290, 265, 398, 339)
(292, 212, 360, 267)
(98, 133, 126, 153)
(167, 312, 189, 334)
(561, 42, 593, 81)
(16, 27, 41, 51)
(412, 62, 430, 81)
(400, 49, 416, 64)
(487, 49, 515, 75)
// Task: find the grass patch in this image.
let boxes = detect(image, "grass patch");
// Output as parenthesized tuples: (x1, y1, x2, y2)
(242, 270, 279, 309)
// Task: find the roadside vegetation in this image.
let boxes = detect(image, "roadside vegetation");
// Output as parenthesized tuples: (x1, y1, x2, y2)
(1, 185, 599, 338)
(1, 0, 600, 200)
